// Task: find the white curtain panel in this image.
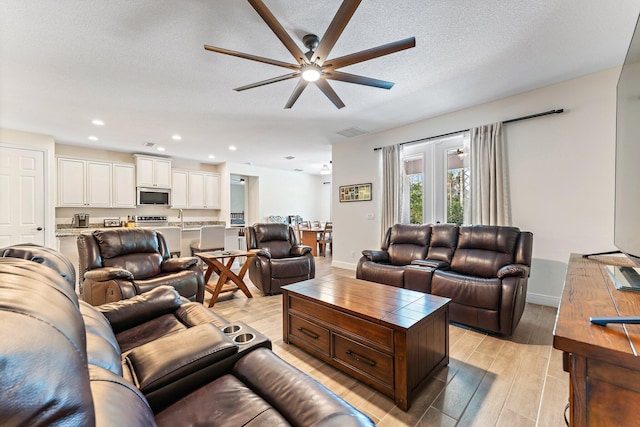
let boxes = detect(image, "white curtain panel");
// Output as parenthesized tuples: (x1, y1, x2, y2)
(381, 145, 400, 242)
(470, 122, 511, 225)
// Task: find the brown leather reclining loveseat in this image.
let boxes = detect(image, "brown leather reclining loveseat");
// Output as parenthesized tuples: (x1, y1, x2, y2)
(357, 224, 533, 335)
(0, 244, 374, 426)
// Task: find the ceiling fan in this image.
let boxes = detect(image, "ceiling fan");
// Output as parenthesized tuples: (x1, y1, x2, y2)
(204, 0, 416, 109)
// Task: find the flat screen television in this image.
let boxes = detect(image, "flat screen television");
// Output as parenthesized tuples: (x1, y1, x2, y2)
(613, 14, 640, 289)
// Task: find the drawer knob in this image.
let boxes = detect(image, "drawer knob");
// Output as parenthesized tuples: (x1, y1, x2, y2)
(297, 327, 319, 340)
(345, 350, 376, 367)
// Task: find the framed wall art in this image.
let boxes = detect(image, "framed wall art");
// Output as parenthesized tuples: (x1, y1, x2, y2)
(339, 183, 372, 202)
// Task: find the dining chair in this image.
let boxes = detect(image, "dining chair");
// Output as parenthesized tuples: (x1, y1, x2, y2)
(317, 222, 333, 257)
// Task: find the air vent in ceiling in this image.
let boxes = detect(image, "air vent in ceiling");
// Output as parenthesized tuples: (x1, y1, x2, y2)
(293, 168, 304, 172)
(144, 142, 156, 147)
(337, 127, 368, 138)
(284, 156, 295, 160)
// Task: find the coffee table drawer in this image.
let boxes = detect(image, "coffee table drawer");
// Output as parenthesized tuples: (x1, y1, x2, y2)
(333, 334, 393, 387)
(289, 295, 393, 351)
(289, 315, 330, 355)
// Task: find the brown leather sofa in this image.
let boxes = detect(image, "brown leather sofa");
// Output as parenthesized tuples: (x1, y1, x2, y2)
(246, 223, 315, 295)
(357, 224, 533, 335)
(78, 228, 205, 305)
(0, 247, 374, 426)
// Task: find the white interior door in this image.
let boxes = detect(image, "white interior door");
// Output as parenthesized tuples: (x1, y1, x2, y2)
(0, 147, 45, 246)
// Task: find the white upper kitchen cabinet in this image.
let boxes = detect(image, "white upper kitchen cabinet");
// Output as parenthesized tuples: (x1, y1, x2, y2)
(171, 169, 189, 208)
(204, 173, 221, 209)
(171, 170, 220, 209)
(134, 154, 171, 188)
(57, 158, 111, 207)
(112, 163, 136, 208)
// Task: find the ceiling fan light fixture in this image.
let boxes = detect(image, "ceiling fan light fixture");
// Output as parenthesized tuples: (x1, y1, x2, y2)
(301, 64, 321, 82)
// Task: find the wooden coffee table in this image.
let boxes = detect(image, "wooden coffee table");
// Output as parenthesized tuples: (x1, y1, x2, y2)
(282, 277, 450, 410)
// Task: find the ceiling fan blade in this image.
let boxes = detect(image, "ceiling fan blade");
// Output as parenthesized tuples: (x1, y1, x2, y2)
(204, 45, 299, 70)
(311, 0, 361, 65)
(234, 73, 300, 91)
(248, 0, 309, 65)
(323, 37, 416, 71)
(284, 80, 309, 109)
(324, 71, 394, 89)
(315, 79, 346, 109)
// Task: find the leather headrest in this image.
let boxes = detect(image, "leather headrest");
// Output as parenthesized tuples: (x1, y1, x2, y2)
(93, 229, 160, 259)
(254, 223, 290, 243)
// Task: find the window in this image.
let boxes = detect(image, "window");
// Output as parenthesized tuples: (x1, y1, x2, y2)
(402, 156, 423, 224)
(400, 133, 469, 225)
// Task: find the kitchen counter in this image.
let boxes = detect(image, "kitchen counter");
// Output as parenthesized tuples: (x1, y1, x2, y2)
(55, 221, 226, 237)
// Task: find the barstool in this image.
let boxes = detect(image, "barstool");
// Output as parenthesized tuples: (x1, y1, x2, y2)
(190, 225, 225, 256)
(152, 226, 182, 258)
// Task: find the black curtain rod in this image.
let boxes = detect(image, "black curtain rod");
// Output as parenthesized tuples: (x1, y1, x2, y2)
(373, 108, 564, 151)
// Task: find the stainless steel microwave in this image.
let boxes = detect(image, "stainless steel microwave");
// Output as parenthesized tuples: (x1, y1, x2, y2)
(137, 187, 171, 206)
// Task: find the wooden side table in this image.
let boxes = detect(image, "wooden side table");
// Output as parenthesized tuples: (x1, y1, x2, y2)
(195, 250, 256, 307)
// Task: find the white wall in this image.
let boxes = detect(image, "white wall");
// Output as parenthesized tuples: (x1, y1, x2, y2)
(224, 162, 331, 225)
(0, 128, 56, 248)
(333, 68, 619, 307)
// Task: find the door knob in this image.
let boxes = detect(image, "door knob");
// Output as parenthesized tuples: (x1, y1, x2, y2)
(36, 227, 43, 231)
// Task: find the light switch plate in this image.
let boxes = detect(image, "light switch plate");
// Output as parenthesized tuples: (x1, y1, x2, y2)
(367, 213, 374, 220)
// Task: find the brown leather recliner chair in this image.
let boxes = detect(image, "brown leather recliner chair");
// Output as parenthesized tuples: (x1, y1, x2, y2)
(246, 223, 315, 295)
(78, 228, 205, 305)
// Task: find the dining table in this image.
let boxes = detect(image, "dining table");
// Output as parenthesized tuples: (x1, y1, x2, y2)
(298, 226, 324, 256)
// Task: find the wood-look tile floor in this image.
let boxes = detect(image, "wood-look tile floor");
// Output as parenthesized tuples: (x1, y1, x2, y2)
(208, 256, 569, 426)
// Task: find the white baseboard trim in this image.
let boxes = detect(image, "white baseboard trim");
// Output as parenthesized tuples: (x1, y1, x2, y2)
(331, 260, 357, 271)
(526, 292, 560, 308)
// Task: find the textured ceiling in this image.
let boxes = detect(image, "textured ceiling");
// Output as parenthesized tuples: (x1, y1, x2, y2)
(1, 0, 639, 174)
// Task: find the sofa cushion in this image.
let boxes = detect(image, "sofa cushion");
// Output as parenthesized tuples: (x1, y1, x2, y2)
(80, 301, 123, 375)
(432, 271, 502, 310)
(358, 261, 405, 288)
(387, 224, 431, 265)
(135, 270, 199, 295)
(450, 225, 520, 278)
(1, 244, 77, 290)
(89, 365, 156, 426)
(426, 224, 459, 265)
(0, 259, 95, 426)
(155, 374, 289, 426)
(104, 252, 164, 280)
(271, 257, 312, 279)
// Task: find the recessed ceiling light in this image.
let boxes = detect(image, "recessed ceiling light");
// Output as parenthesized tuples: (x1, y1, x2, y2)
(91, 119, 104, 126)
(88, 135, 99, 141)
(157, 147, 166, 152)
(229, 145, 237, 151)
(171, 134, 182, 141)
(208, 155, 216, 159)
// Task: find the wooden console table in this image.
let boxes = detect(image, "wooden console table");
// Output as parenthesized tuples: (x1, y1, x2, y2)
(282, 278, 450, 410)
(553, 253, 640, 426)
